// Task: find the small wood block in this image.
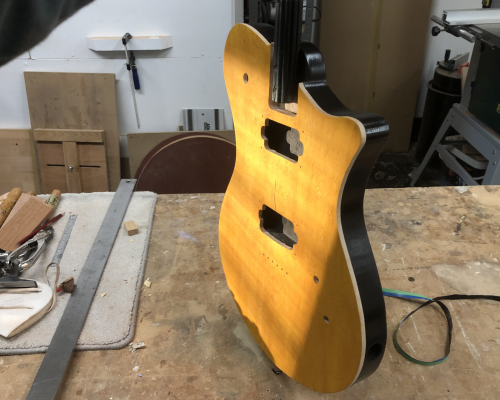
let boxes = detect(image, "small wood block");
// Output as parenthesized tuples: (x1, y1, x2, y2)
(57, 277, 75, 293)
(124, 220, 139, 236)
(0, 197, 54, 251)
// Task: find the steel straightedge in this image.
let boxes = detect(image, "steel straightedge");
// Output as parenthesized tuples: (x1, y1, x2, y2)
(26, 179, 137, 400)
(51, 214, 78, 265)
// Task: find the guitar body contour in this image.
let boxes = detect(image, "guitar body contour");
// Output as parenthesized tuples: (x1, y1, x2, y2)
(219, 23, 389, 393)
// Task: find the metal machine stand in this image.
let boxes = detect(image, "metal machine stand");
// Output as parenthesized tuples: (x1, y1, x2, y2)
(410, 103, 500, 185)
(411, 8, 500, 186)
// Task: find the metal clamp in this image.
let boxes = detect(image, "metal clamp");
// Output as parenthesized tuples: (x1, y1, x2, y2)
(1, 228, 54, 276)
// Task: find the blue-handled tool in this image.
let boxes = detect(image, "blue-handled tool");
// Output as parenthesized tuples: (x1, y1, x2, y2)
(122, 33, 140, 128)
(130, 51, 140, 90)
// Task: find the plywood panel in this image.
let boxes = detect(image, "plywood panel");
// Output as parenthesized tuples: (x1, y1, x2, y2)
(78, 143, 107, 165)
(319, 1, 374, 113)
(320, 0, 432, 152)
(63, 142, 82, 193)
(372, 0, 433, 152)
(127, 130, 236, 178)
(81, 168, 109, 192)
(24, 72, 119, 189)
(36, 141, 108, 194)
(34, 129, 104, 143)
(0, 130, 37, 194)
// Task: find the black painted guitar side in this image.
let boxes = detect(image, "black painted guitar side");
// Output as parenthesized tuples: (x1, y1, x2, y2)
(255, 23, 389, 383)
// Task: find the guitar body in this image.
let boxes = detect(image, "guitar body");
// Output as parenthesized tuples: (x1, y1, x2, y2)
(219, 23, 389, 393)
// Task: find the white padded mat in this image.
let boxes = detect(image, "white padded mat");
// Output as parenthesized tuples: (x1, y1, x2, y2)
(0, 191, 156, 354)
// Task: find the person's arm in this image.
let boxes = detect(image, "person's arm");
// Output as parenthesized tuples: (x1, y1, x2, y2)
(0, 0, 94, 66)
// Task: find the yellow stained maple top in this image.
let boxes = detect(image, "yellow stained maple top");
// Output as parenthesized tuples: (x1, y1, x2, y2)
(219, 24, 369, 393)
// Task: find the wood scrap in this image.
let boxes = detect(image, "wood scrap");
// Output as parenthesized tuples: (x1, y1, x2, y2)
(56, 277, 75, 293)
(0, 197, 54, 251)
(4, 192, 41, 226)
(0, 188, 22, 228)
(124, 220, 139, 236)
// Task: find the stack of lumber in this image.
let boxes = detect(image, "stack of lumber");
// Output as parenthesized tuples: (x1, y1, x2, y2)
(0, 188, 56, 252)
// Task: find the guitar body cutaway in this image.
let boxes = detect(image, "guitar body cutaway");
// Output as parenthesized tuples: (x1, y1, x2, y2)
(219, 23, 389, 393)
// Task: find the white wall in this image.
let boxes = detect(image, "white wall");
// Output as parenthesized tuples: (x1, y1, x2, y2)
(415, 0, 482, 117)
(0, 0, 242, 157)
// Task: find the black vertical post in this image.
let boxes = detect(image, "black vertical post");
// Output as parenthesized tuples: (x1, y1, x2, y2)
(272, 0, 302, 104)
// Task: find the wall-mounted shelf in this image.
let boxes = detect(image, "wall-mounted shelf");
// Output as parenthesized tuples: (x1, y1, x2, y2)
(87, 35, 173, 51)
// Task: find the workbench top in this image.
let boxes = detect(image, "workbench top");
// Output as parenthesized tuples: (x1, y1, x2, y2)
(2, 186, 500, 399)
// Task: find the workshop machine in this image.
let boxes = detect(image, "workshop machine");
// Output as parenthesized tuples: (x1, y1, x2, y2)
(412, 2, 500, 186)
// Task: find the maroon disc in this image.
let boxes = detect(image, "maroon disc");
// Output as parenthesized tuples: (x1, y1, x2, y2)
(134, 132, 236, 194)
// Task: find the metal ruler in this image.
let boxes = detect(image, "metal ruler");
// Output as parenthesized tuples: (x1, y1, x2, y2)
(26, 179, 136, 400)
(51, 214, 78, 265)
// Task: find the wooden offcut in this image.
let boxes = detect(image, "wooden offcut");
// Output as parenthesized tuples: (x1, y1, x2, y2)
(3, 192, 42, 226)
(0, 130, 38, 194)
(24, 72, 120, 190)
(0, 197, 54, 251)
(124, 220, 139, 236)
(219, 24, 367, 392)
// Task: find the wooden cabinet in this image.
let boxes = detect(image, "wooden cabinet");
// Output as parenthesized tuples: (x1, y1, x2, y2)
(320, 0, 432, 152)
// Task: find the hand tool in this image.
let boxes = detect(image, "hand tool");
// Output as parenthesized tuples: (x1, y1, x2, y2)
(0, 228, 54, 289)
(17, 212, 64, 246)
(46, 189, 61, 208)
(26, 180, 136, 400)
(122, 33, 141, 128)
(130, 51, 140, 90)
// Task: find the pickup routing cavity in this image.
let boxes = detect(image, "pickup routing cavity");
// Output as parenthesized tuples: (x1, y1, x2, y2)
(262, 119, 304, 162)
(259, 205, 297, 249)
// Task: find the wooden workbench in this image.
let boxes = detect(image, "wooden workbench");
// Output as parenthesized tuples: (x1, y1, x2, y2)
(2, 186, 500, 399)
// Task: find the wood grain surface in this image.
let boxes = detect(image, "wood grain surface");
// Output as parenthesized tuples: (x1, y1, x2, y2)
(219, 24, 368, 392)
(3, 193, 41, 226)
(25, 72, 120, 190)
(0, 130, 38, 194)
(34, 129, 104, 143)
(0, 188, 500, 399)
(36, 141, 109, 194)
(0, 197, 54, 251)
(62, 142, 82, 193)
